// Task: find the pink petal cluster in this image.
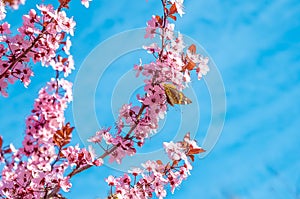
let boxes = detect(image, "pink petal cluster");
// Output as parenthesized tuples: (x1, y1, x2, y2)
(81, 0, 92, 8)
(0, 77, 101, 198)
(0, 0, 26, 20)
(89, 0, 209, 170)
(0, 78, 70, 198)
(0, 4, 75, 97)
(0, 0, 208, 198)
(100, 1, 209, 197)
(106, 134, 203, 199)
(145, 15, 158, 39)
(61, 144, 103, 167)
(0, 2, 6, 20)
(89, 90, 168, 164)
(0, 0, 103, 198)
(186, 48, 210, 80)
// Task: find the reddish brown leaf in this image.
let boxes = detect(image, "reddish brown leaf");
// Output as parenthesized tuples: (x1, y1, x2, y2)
(3, 0, 14, 6)
(169, 14, 177, 21)
(188, 148, 206, 155)
(3, 148, 12, 154)
(172, 160, 179, 167)
(189, 155, 195, 162)
(59, 150, 66, 158)
(43, 22, 49, 27)
(62, 58, 68, 63)
(59, 32, 66, 40)
(169, 3, 177, 15)
(182, 58, 196, 71)
(156, 160, 163, 165)
(53, 122, 74, 147)
(155, 15, 163, 26)
(188, 44, 197, 54)
(59, 0, 71, 9)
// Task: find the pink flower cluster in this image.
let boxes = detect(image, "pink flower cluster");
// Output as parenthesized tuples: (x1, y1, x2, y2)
(106, 133, 205, 199)
(92, 0, 209, 164)
(88, 1, 209, 197)
(88, 3, 209, 164)
(0, 78, 102, 198)
(88, 88, 168, 164)
(0, 0, 90, 20)
(0, 0, 26, 20)
(0, 78, 70, 198)
(0, 1, 99, 198)
(0, 3, 76, 97)
(0, 0, 208, 198)
(142, 12, 209, 87)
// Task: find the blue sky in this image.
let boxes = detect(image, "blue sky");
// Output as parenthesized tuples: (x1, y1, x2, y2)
(0, 0, 300, 198)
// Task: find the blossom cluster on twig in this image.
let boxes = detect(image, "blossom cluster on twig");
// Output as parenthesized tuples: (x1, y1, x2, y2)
(0, 0, 209, 198)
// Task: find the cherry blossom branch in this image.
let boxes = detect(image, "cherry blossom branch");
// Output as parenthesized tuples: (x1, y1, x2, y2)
(159, 0, 167, 59)
(0, 0, 210, 198)
(0, 3, 76, 97)
(46, 1, 198, 187)
(0, 29, 42, 79)
(0, 6, 64, 80)
(0, 1, 89, 198)
(46, 104, 148, 198)
(60, 1, 209, 197)
(106, 133, 205, 199)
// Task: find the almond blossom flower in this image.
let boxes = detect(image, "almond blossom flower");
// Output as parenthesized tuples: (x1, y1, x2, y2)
(145, 15, 158, 38)
(81, 0, 92, 8)
(59, 177, 72, 192)
(0, 2, 6, 20)
(196, 56, 210, 80)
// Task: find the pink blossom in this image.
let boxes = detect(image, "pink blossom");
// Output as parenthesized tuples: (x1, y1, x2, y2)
(81, 0, 92, 8)
(145, 15, 158, 38)
(109, 148, 126, 164)
(196, 57, 210, 80)
(36, 4, 55, 19)
(59, 177, 72, 192)
(143, 43, 160, 54)
(0, 78, 8, 97)
(0, 2, 6, 20)
(0, 22, 11, 34)
(88, 127, 111, 143)
(143, 90, 163, 106)
(133, 58, 143, 77)
(128, 167, 143, 176)
(167, 170, 181, 193)
(182, 69, 191, 84)
(0, 3, 78, 97)
(118, 103, 140, 126)
(163, 141, 183, 161)
(55, 11, 76, 36)
(93, 158, 104, 166)
(106, 175, 116, 186)
(109, 137, 136, 164)
(0, 0, 208, 198)
(63, 36, 72, 55)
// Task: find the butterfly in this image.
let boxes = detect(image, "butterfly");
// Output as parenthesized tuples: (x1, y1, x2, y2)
(163, 84, 192, 106)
